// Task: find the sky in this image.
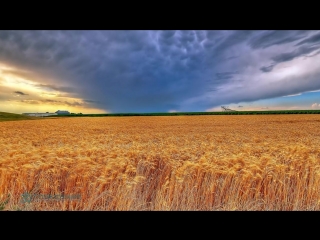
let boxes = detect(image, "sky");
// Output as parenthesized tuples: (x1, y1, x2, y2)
(1, 30, 320, 114)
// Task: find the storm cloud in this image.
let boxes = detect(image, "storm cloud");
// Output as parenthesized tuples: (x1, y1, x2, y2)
(19, 99, 84, 107)
(272, 45, 320, 63)
(248, 30, 310, 49)
(260, 64, 275, 73)
(1, 30, 320, 113)
(14, 91, 28, 96)
(295, 32, 320, 46)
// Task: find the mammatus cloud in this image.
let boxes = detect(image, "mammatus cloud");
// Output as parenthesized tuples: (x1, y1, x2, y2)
(1, 30, 320, 113)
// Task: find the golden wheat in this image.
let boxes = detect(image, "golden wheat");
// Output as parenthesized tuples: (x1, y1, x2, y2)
(1, 115, 320, 210)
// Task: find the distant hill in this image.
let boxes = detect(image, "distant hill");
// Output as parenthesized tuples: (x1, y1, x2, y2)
(0, 112, 37, 122)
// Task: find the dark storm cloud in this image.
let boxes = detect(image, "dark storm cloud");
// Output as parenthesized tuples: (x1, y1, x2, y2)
(208, 71, 239, 88)
(222, 56, 239, 61)
(260, 44, 320, 73)
(306, 49, 320, 58)
(260, 64, 275, 73)
(218, 31, 255, 47)
(14, 91, 28, 95)
(214, 71, 238, 80)
(272, 45, 320, 63)
(189, 70, 320, 111)
(295, 31, 320, 46)
(0, 30, 320, 112)
(248, 30, 310, 49)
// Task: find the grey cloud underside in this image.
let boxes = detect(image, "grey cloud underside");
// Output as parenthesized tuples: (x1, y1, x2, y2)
(248, 30, 311, 49)
(260, 44, 320, 72)
(83, 99, 99, 103)
(190, 71, 320, 111)
(14, 91, 28, 95)
(272, 45, 320, 63)
(260, 31, 320, 73)
(260, 64, 275, 73)
(295, 32, 320, 46)
(214, 72, 238, 80)
(19, 99, 84, 106)
(0, 30, 319, 112)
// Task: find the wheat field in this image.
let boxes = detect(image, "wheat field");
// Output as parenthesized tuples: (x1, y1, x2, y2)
(1, 115, 320, 210)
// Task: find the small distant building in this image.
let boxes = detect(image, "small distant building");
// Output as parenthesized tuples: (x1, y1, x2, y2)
(22, 112, 58, 117)
(55, 110, 70, 115)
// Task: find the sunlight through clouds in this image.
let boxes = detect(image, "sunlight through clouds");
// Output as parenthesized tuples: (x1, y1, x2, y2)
(0, 62, 106, 114)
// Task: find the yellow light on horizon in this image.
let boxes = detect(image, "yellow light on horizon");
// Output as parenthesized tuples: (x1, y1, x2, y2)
(0, 62, 107, 114)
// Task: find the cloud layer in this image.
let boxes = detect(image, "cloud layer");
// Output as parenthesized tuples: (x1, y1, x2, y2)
(1, 30, 320, 113)
(312, 103, 320, 108)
